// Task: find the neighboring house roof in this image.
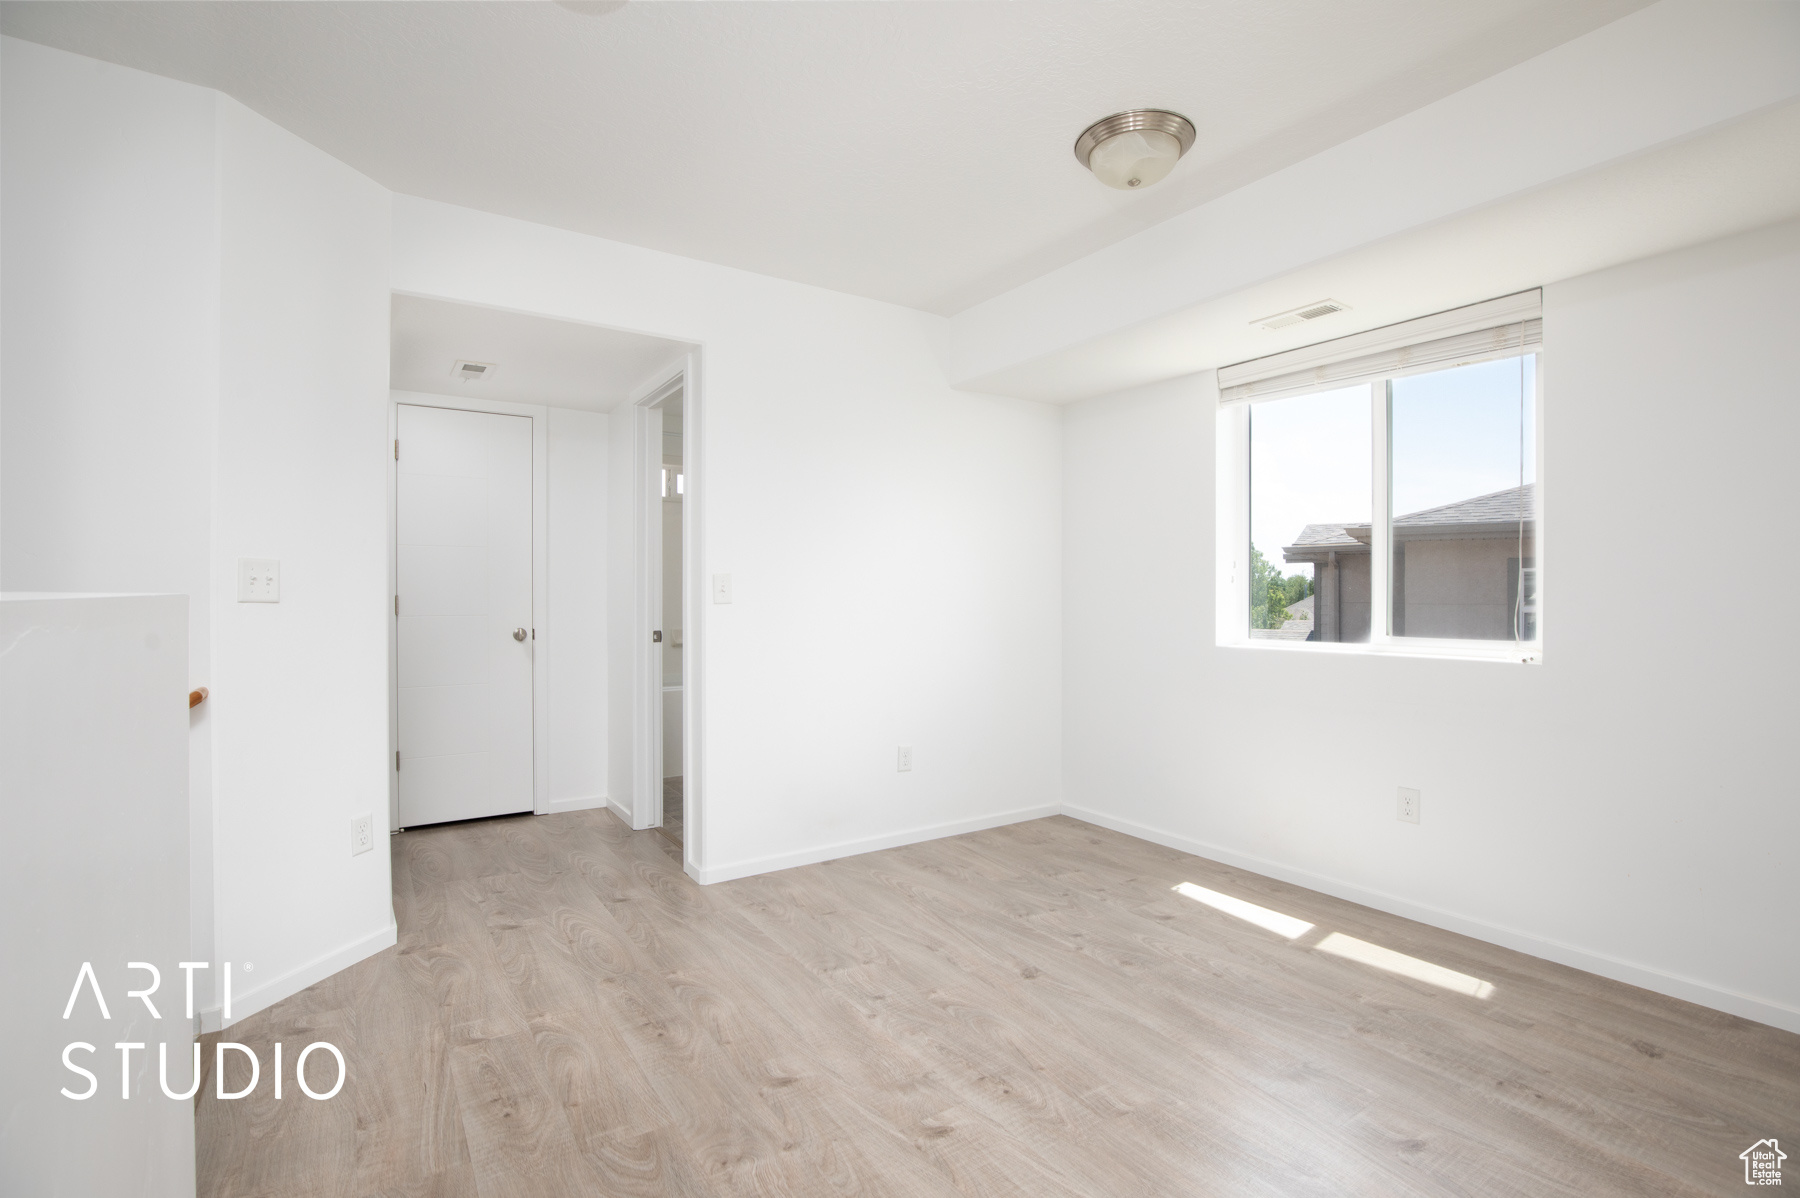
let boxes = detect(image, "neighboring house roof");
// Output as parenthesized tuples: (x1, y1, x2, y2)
(1288, 523, 1364, 549)
(1279, 483, 1535, 562)
(1394, 483, 1534, 529)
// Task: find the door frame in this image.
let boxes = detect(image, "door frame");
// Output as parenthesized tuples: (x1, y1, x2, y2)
(630, 353, 704, 878)
(387, 391, 551, 830)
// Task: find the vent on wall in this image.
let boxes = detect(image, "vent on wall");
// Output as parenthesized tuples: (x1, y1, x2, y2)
(1254, 300, 1349, 331)
(451, 359, 497, 382)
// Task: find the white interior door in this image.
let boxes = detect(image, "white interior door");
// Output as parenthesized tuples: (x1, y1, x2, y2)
(396, 404, 534, 826)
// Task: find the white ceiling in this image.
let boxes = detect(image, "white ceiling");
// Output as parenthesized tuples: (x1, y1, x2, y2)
(965, 98, 1800, 401)
(390, 294, 688, 411)
(1, 0, 1648, 314)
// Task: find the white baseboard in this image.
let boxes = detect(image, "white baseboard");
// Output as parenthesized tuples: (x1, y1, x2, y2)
(200, 922, 397, 1033)
(547, 793, 606, 815)
(690, 804, 1061, 885)
(605, 795, 635, 828)
(1062, 803, 1800, 1036)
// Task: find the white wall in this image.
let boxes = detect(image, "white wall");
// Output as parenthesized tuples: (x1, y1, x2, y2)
(0, 595, 194, 1198)
(662, 486, 683, 779)
(546, 406, 609, 811)
(209, 97, 395, 1026)
(662, 490, 683, 678)
(607, 402, 639, 828)
(2, 39, 399, 1030)
(1062, 219, 1800, 1032)
(0, 35, 220, 980)
(395, 197, 1065, 882)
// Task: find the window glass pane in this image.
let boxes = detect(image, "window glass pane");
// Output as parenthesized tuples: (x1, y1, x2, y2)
(1249, 385, 1371, 643)
(1388, 354, 1536, 641)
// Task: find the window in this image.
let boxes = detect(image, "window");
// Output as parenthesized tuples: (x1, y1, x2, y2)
(1388, 355, 1536, 642)
(1219, 292, 1541, 662)
(1248, 385, 1369, 642)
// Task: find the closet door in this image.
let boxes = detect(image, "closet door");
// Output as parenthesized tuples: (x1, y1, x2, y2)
(396, 404, 533, 826)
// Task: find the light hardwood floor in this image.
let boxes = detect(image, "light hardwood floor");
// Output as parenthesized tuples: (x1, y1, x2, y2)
(660, 777, 684, 848)
(198, 812, 1798, 1197)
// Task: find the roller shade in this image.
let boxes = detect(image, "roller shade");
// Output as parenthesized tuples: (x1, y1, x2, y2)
(1217, 290, 1541, 405)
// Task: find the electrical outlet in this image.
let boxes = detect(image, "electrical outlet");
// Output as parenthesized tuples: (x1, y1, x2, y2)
(712, 573, 732, 604)
(896, 746, 913, 772)
(1396, 787, 1420, 824)
(351, 813, 374, 856)
(237, 558, 280, 602)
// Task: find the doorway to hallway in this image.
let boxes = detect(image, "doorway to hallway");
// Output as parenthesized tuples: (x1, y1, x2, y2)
(651, 387, 685, 847)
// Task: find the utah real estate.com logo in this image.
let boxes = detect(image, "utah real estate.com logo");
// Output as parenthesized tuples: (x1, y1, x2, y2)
(1742, 1139, 1785, 1187)
(60, 961, 344, 1101)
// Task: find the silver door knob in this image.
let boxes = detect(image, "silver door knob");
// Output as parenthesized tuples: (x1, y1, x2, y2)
(512, 627, 528, 642)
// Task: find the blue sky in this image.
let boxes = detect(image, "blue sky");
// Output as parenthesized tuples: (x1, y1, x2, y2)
(1250, 355, 1536, 582)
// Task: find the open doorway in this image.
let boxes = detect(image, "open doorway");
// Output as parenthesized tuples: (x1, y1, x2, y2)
(387, 293, 690, 834)
(626, 363, 700, 868)
(655, 390, 685, 845)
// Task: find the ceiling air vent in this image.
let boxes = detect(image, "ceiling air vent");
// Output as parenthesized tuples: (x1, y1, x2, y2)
(451, 359, 497, 383)
(1254, 299, 1349, 331)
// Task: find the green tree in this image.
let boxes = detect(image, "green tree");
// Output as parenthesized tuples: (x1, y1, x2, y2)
(1250, 546, 1292, 629)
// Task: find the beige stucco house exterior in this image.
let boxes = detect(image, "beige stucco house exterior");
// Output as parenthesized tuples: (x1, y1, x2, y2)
(1280, 484, 1536, 642)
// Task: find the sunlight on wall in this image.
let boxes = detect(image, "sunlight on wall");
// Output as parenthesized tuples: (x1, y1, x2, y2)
(1173, 882, 1315, 940)
(1315, 932, 1495, 998)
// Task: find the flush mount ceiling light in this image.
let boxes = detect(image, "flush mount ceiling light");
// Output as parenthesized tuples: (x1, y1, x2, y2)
(1074, 109, 1196, 190)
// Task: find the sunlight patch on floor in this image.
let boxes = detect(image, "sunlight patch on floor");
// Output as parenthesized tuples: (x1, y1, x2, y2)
(1173, 882, 1315, 940)
(1173, 881, 1496, 998)
(1314, 931, 1495, 998)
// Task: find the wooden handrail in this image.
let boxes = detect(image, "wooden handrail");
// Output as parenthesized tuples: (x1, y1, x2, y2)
(189, 686, 209, 709)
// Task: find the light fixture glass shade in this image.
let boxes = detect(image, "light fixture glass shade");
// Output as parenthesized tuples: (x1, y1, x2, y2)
(1075, 110, 1196, 191)
(1087, 129, 1181, 190)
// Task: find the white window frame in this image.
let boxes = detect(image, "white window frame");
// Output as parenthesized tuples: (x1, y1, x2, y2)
(1215, 299, 1545, 665)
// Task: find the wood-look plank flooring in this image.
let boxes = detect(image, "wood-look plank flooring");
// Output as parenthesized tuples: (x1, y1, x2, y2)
(197, 812, 1799, 1197)
(660, 777, 684, 848)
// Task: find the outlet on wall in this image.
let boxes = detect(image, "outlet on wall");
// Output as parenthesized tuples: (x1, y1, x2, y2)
(896, 746, 913, 772)
(237, 558, 280, 602)
(351, 813, 374, 856)
(1396, 787, 1420, 824)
